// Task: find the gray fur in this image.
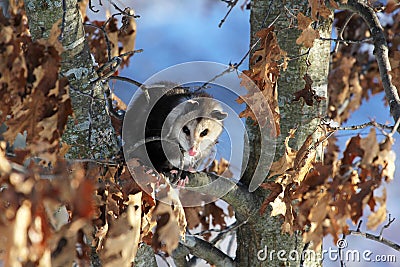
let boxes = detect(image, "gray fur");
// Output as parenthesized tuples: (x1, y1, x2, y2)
(123, 83, 227, 172)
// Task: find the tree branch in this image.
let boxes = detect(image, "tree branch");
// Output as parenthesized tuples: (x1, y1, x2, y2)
(346, 216, 400, 252)
(339, 0, 400, 125)
(171, 244, 190, 267)
(185, 172, 262, 222)
(174, 235, 235, 267)
(348, 230, 400, 252)
(134, 244, 158, 267)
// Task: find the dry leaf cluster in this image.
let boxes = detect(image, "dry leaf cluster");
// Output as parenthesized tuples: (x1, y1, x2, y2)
(261, 128, 394, 249)
(237, 26, 286, 135)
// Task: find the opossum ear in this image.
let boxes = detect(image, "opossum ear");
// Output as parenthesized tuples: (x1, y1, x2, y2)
(186, 99, 199, 106)
(210, 110, 228, 120)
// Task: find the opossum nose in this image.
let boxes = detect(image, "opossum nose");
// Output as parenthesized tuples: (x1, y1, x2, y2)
(188, 147, 197, 156)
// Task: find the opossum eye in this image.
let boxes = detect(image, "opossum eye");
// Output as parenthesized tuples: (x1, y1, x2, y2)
(200, 129, 208, 137)
(182, 126, 190, 135)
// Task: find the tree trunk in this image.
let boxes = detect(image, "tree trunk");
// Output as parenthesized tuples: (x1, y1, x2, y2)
(235, 1, 332, 266)
(24, 0, 119, 159)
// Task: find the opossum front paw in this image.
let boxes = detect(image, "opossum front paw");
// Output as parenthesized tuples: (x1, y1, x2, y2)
(176, 176, 189, 187)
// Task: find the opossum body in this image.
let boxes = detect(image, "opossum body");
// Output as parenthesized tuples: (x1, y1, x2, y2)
(124, 83, 227, 172)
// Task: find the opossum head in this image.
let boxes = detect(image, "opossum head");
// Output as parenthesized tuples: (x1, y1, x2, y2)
(162, 97, 227, 168)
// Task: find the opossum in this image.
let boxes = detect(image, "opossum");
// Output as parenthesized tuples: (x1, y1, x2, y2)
(123, 82, 227, 173)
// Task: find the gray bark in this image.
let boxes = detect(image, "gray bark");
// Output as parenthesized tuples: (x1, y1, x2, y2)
(24, 0, 119, 159)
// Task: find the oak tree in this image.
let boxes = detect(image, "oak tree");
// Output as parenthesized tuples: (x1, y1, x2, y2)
(0, 0, 399, 266)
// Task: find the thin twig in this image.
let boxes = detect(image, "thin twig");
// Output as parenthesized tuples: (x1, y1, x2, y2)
(95, 57, 122, 82)
(322, 117, 394, 132)
(328, 121, 394, 131)
(85, 17, 141, 62)
(320, 37, 373, 44)
(284, 5, 296, 18)
(348, 216, 400, 252)
(379, 214, 395, 239)
(211, 220, 248, 245)
(339, 234, 346, 267)
(188, 1, 277, 91)
(299, 242, 310, 267)
(356, 220, 362, 232)
(88, 0, 99, 13)
(109, 75, 150, 102)
(103, 14, 118, 29)
(119, 49, 143, 58)
(333, 13, 355, 53)
(107, 1, 140, 18)
(389, 117, 400, 137)
(156, 252, 172, 267)
(194, 66, 235, 92)
(218, 0, 239, 28)
(348, 230, 400, 252)
(194, 10, 281, 92)
(235, 11, 280, 68)
(109, 75, 144, 88)
(84, 23, 113, 60)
